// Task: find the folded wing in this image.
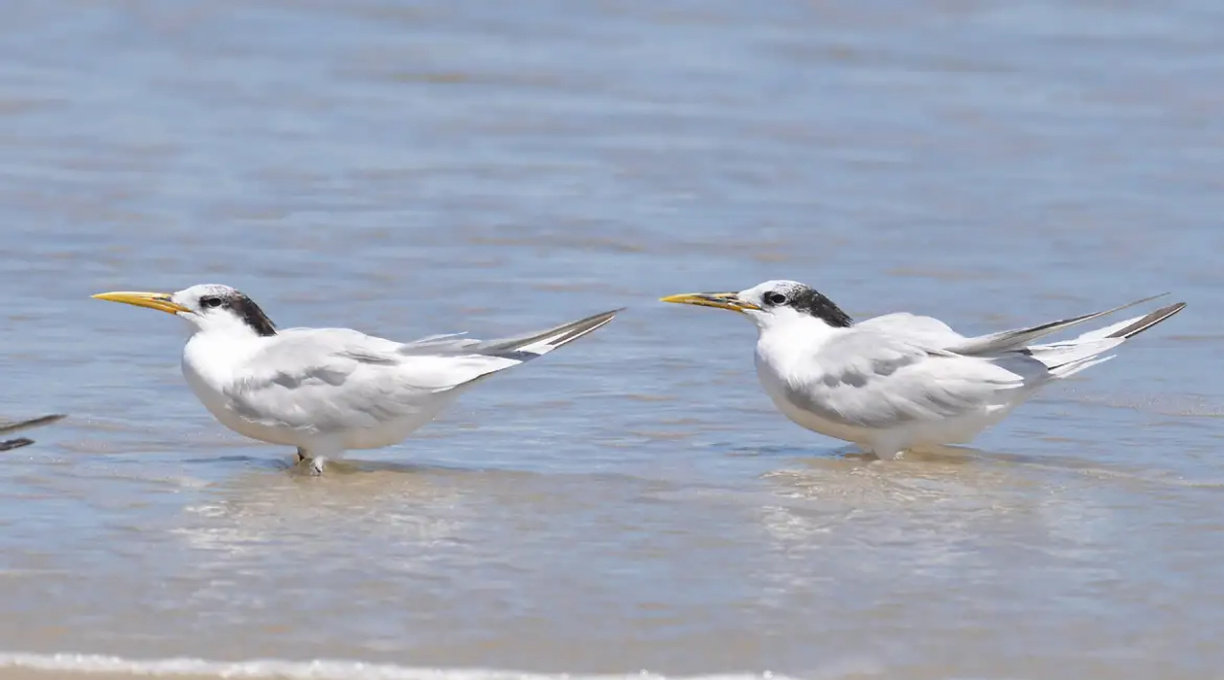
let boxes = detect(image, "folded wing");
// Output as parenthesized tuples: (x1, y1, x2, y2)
(793, 331, 1026, 430)
(223, 309, 621, 433)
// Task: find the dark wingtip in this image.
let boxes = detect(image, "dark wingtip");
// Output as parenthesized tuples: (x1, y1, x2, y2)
(0, 414, 66, 435)
(1108, 302, 1187, 339)
(0, 438, 34, 452)
(547, 308, 623, 348)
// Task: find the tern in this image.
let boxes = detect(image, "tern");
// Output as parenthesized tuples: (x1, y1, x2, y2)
(0, 414, 66, 452)
(662, 280, 1185, 459)
(93, 284, 621, 473)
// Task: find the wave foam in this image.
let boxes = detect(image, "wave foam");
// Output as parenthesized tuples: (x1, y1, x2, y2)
(0, 652, 796, 680)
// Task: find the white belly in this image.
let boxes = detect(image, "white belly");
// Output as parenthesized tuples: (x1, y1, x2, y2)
(755, 360, 872, 445)
(334, 396, 459, 450)
(182, 358, 300, 446)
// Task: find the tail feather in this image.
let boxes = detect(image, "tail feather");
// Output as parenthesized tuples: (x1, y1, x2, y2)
(1020, 301, 1185, 377)
(951, 293, 1170, 356)
(1022, 337, 1124, 373)
(1047, 353, 1117, 378)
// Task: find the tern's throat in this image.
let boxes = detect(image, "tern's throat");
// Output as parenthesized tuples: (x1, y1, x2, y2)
(182, 327, 270, 388)
(754, 312, 845, 373)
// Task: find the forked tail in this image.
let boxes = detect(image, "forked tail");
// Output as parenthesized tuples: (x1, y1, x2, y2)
(1028, 301, 1186, 378)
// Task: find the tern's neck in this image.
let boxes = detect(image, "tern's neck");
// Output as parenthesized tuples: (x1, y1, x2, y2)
(182, 326, 270, 387)
(755, 313, 844, 366)
(185, 325, 269, 351)
(754, 306, 844, 340)
(180, 310, 275, 341)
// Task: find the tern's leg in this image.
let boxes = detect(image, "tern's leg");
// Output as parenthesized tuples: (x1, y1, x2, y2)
(292, 452, 327, 476)
(863, 442, 904, 461)
(292, 447, 324, 475)
(294, 440, 342, 476)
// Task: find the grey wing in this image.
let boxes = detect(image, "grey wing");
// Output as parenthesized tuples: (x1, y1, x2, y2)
(790, 330, 1027, 429)
(222, 310, 621, 432)
(223, 329, 512, 432)
(947, 293, 1169, 356)
(389, 308, 621, 389)
(399, 332, 481, 353)
(855, 312, 966, 347)
(399, 308, 622, 360)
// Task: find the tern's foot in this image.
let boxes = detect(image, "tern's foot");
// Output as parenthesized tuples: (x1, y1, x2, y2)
(291, 450, 326, 476)
(863, 448, 902, 461)
(296, 456, 326, 475)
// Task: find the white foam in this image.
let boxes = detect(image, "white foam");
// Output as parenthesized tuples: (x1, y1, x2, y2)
(0, 652, 797, 680)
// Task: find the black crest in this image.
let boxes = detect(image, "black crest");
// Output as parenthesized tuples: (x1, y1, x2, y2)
(229, 294, 278, 337)
(201, 290, 278, 337)
(766, 285, 853, 328)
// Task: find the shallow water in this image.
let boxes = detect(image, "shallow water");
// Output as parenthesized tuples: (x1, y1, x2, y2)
(2, 1, 1224, 678)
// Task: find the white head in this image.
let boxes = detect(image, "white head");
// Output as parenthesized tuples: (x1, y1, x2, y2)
(92, 283, 278, 338)
(661, 279, 853, 331)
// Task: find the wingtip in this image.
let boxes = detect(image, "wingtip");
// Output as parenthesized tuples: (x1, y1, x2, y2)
(587, 307, 627, 324)
(588, 308, 624, 330)
(1108, 300, 1188, 339)
(1164, 301, 1189, 319)
(0, 414, 67, 435)
(31, 413, 67, 427)
(0, 438, 35, 452)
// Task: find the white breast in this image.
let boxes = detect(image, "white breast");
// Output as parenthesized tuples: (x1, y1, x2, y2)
(181, 333, 303, 447)
(753, 347, 872, 445)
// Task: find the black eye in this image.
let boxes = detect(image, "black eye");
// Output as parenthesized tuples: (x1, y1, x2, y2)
(764, 291, 788, 306)
(201, 296, 223, 309)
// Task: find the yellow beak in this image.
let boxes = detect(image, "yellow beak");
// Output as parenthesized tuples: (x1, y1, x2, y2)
(659, 292, 761, 312)
(91, 291, 191, 315)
